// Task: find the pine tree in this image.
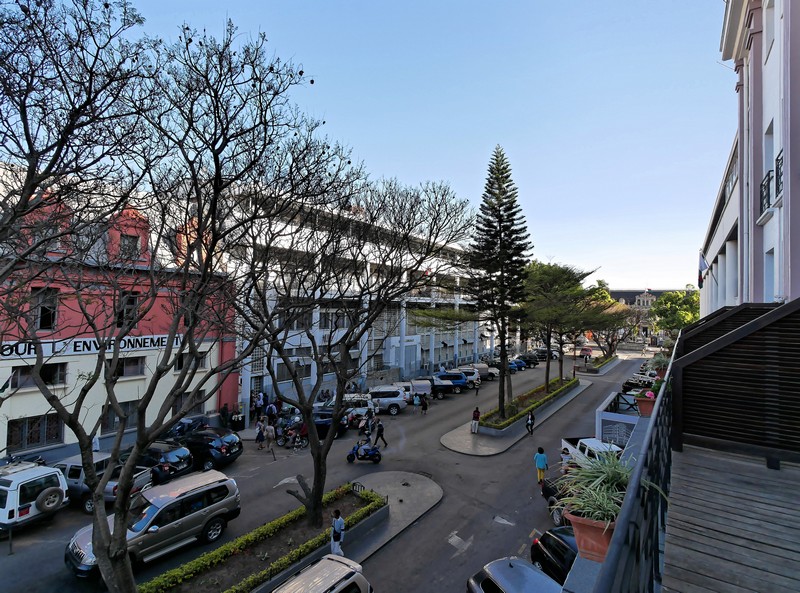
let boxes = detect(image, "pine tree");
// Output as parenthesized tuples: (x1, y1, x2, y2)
(469, 146, 531, 417)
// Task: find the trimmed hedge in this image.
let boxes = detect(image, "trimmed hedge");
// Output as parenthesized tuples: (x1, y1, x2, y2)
(480, 377, 579, 430)
(593, 355, 617, 369)
(138, 484, 385, 593)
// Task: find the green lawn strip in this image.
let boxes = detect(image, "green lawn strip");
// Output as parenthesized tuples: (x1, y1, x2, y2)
(138, 484, 385, 593)
(480, 377, 579, 430)
(593, 355, 617, 369)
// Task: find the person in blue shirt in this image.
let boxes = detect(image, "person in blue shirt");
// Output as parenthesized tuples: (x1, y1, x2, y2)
(534, 447, 549, 484)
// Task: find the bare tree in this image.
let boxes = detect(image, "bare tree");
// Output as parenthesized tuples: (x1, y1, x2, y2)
(241, 178, 471, 527)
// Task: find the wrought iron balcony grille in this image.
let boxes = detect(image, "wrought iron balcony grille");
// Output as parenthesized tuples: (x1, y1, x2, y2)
(775, 151, 784, 197)
(760, 170, 773, 215)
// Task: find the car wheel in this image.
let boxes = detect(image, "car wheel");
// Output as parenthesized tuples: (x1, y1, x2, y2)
(548, 498, 564, 526)
(452, 386, 462, 394)
(81, 495, 95, 515)
(35, 487, 64, 513)
(372, 453, 381, 464)
(436, 392, 444, 400)
(467, 381, 475, 389)
(532, 558, 544, 571)
(388, 404, 400, 416)
(347, 453, 355, 463)
(202, 459, 214, 471)
(202, 517, 226, 543)
(487, 374, 495, 381)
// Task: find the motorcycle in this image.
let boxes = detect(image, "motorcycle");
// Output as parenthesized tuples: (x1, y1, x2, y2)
(276, 419, 309, 448)
(346, 439, 381, 464)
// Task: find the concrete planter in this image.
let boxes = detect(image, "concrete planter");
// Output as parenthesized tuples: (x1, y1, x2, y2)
(252, 503, 389, 593)
(479, 382, 578, 437)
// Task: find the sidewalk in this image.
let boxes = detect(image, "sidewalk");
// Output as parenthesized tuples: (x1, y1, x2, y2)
(439, 379, 593, 456)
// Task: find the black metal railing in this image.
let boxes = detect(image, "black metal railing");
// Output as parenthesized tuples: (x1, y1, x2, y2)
(775, 151, 784, 197)
(593, 349, 676, 593)
(760, 170, 773, 215)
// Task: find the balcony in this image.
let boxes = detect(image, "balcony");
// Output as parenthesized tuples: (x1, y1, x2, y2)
(759, 170, 773, 215)
(775, 150, 784, 197)
(570, 300, 800, 593)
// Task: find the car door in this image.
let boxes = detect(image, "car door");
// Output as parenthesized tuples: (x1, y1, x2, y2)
(179, 491, 209, 536)
(145, 500, 186, 554)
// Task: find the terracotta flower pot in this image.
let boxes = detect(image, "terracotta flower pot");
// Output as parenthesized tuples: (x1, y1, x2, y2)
(635, 397, 656, 417)
(563, 511, 616, 562)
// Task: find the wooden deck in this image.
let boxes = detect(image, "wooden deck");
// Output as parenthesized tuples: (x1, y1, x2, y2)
(663, 445, 800, 593)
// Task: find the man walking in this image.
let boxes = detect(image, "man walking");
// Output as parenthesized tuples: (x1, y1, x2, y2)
(374, 419, 388, 448)
(471, 407, 480, 434)
(330, 509, 345, 556)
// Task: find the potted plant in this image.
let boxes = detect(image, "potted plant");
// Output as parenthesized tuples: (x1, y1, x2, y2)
(634, 390, 657, 417)
(648, 352, 670, 378)
(556, 453, 631, 562)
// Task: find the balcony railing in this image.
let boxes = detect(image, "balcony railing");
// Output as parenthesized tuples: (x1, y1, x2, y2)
(775, 150, 784, 197)
(760, 170, 773, 215)
(593, 350, 676, 593)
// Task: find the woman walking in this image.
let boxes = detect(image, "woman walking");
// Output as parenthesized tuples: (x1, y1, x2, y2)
(420, 395, 429, 415)
(255, 416, 266, 450)
(533, 446, 549, 484)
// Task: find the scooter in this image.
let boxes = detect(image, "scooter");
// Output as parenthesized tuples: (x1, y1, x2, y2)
(346, 439, 381, 464)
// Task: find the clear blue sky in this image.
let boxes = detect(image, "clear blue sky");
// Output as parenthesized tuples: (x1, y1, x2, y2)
(136, 1, 736, 291)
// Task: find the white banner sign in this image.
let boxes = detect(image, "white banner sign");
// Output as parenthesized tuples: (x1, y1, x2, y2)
(0, 334, 183, 360)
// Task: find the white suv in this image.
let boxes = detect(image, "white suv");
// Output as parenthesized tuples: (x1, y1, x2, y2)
(0, 461, 70, 530)
(368, 385, 409, 415)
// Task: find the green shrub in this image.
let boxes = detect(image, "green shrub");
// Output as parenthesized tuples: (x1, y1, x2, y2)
(479, 377, 579, 429)
(138, 485, 385, 593)
(593, 355, 617, 369)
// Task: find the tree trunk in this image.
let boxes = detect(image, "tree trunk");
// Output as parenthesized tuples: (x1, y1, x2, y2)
(498, 318, 508, 417)
(93, 508, 138, 593)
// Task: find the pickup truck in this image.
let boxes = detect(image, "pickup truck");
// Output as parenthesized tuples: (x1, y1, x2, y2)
(621, 373, 656, 393)
(541, 478, 569, 526)
(561, 437, 622, 467)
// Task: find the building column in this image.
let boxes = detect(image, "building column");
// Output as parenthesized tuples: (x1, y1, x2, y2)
(725, 240, 739, 305)
(718, 253, 727, 307)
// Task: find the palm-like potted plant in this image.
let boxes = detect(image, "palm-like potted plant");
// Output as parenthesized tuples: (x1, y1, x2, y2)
(556, 453, 631, 562)
(647, 352, 670, 378)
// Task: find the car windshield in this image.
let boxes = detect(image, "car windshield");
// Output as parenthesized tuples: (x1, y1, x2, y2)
(127, 494, 158, 532)
(162, 449, 189, 463)
(221, 434, 239, 445)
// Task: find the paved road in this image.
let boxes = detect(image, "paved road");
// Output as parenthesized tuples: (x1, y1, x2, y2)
(0, 358, 638, 592)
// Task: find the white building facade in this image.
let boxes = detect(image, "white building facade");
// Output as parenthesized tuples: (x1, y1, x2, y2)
(702, 0, 800, 315)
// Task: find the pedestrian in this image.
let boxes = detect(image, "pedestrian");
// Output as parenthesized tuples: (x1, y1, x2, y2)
(265, 401, 277, 426)
(525, 411, 535, 435)
(374, 419, 388, 447)
(264, 423, 276, 452)
(255, 391, 264, 419)
(420, 395, 428, 415)
(534, 446, 549, 484)
(474, 382, 481, 397)
(413, 393, 421, 414)
(471, 407, 480, 434)
(330, 509, 345, 556)
(439, 363, 446, 373)
(255, 416, 266, 450)
(220, 403, 230, 428)
(560, 447, 572, 474)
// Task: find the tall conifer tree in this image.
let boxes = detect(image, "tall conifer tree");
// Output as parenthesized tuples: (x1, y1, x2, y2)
(469, 146, 531, 417)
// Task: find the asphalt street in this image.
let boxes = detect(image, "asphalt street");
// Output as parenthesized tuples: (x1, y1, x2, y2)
(0, 355, 642, 593)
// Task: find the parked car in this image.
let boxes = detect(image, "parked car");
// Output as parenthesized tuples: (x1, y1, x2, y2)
(487, 358, 517, 374)
(530, 526, 578, 585)
(53, 452, 151, 514)
(164, 414, 211, 439)
(179, 427, 244, 471)
(457, 367, 483, 389)
(319, 395, 375, 427)
(467, 557, 561, 593)
(312, 410, 349, 440)
(0, 460, 70, 530)
(119, 440, 194, 484)
(65, 470, 241, 578)
(515, 353, 540, 367)
(273, 554, 372, 593)
(579, 346, 593, 358)
(416, 375, 457, 398)
(368, 385, 409, 415)
(509, 359, 527, 371)
(393, 379, 432, 399)
(433, 371, 469, 393)
(535, 347, 561, 360)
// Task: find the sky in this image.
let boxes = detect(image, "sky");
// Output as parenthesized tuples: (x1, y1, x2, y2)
(135, 0, 737, 291)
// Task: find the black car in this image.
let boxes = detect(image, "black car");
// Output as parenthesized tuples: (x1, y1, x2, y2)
(516, 353, 540, 367)
(312, 411, 349, 440)
(179, 427, 244, 471)
(530, 526, 578, 585)
(164, 414, 211, 439)
(120, 440, 194, 484)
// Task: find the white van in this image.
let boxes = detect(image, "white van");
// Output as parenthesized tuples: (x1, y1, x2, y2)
(274, 554, 372, 593)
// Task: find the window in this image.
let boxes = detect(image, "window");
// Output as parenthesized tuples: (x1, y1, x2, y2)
(18, 474, 61, 505)
(119, 234, 140, 260)
(112, 357, 146, 379)
(6, 413, 63, 451)
(116, 292, 139, 328)
(764, 0, 775, 61)
(154, 502, 182, 528)
(31, 288, 58, 330)
(180, 493, 206, 516)
(176, 352, 208, 371)
(206, 485, 229, 505)
(172, 390, 205, 417)
(101, 400, 140, 434)
(10, 363, 67, 389)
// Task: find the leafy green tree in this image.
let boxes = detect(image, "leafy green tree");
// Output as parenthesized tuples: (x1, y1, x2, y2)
(651, 286, 700, 333)
(467, 146, 531, 417)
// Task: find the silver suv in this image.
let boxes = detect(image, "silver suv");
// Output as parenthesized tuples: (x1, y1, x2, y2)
(0, 461, 70, 530)
(65, 470, 240, 578)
